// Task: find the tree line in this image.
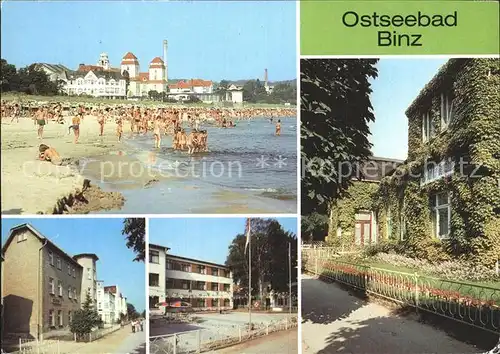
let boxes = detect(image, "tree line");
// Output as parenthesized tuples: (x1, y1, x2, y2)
(1, 58, 62, 96)
(225, 218, 298, 302)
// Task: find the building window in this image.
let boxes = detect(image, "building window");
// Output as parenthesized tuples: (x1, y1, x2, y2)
(49, 251, 54, 266)
(68, 264, 71, 275)
(181, 280, 190, 290)
(17, 233, 27, 242)
(58, 281, 63, 297)
(198, 265, 206, 274)
(181, 264, 190, 272)
(166, 261, 172, 270)
(422, 111, 433, 142)
(57, 258, 62, 270)
(68, 311, 72, 324)
(223, 284, 230, 292)
(166, 278, 174, 289)
(197, 299, 205, 307)
(49, 278, 55, 294)
(197, 281, 206, 290)
(149, 273, 160, 287)
(212, 268, 218, 276)
(149, 250, 160, 264)
(49, 310, 55, 327)
(421, 159, 454, 186)
(68, 286, 72, 299)
(87, 268, 92, 280)
(58, 310, 63, 327)
(431, 192, 451, 239)
(73, 267, 76, 278)
(211, 283, 218, 291)
(441, 92, 454, 129)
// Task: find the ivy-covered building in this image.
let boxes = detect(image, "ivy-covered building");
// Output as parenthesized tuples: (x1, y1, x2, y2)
(329, 58, 500, 266)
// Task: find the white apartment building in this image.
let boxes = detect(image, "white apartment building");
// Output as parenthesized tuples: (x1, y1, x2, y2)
(96, 282, 128, 324)
(64, 69, 127, 99)
(149, 245, 233, 311)
(149, 244, 169, 308)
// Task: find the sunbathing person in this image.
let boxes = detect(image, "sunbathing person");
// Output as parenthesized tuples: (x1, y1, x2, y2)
(38, 144, 62, 165)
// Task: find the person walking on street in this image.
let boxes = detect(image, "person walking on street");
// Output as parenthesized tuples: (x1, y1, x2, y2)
(140, 319, 144, 332)
(131, 319, 136, 333)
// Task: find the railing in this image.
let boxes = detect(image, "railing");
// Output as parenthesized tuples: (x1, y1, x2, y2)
(303, 251, 500, 335)
(149, 315, 298, 354)
(74, 324, 122, 342)
(18, 339, 60, 354)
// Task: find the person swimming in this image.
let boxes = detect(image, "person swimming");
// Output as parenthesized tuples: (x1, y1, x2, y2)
(275, 119, 281, 136)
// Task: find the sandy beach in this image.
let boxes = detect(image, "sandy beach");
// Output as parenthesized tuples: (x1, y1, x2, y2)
(1, 115, 129, 214)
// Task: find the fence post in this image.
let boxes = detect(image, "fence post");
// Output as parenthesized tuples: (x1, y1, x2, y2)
(197, 330, 201, 354)
(414, 273, 419, 314)
(173, 333, 177, 354)
(89, 332, 92, 342)
(315, 257, 318, 275)
(57, 339, 60, 354)
(37, 340, 40, 354)
(74, 333, 76, 342)
(266, 323, 269, 335)
(19, 337, 21, 352)
(285, 317, 288, 330)
(238, 326, 242, 342)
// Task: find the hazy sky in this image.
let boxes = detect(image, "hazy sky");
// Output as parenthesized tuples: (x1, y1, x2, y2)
(369, 58, 448, 160)
(149, 217, 298, 265)
(1, 218, 146, 312)
(1, 1, 296, 81)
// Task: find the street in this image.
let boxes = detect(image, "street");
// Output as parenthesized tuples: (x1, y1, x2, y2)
(301, 274, 481, 354)
(214, 329, 298, 354)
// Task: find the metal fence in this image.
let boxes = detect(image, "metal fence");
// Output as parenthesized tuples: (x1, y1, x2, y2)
(149, 315, 298, 354)
(303, 249, 500, 334)
(73, 324, 122, 342)
(17, 339, 60, 354)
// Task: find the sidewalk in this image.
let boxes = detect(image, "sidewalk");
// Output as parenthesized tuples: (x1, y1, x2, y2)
(56, 327, 146, 354)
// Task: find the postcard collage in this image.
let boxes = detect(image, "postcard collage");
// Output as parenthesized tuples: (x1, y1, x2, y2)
(0, 1, 499, 353)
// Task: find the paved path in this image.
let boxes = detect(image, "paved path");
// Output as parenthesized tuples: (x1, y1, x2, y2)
(214, 329, 298, 354)
(57, 327, 146, 353)
(302, 274, 481, 354)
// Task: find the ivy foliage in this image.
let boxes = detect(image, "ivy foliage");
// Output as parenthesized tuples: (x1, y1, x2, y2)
(375, 58, 500, 267)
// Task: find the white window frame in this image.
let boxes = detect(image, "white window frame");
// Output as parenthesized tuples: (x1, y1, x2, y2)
(58, 281, 63, 297)
(49, 251, 54, 266)
(87, 268, 92, 280)
(49, 310, 55, 327)
(68, 264, 71, 275)
(432, 192, 451, 239)
(17, 233, 27, 242)
(440, 92, 453, 130)
(58, 310, 63, 326)
(57, 257, 62, 270)
(72, 267, 76, 278)
(421, 159, 455, 186)
(49, 278, 55, 294)
(68, 286, 72, 299)
(68, 311, 72, 324)
(422, 111, 431, 142)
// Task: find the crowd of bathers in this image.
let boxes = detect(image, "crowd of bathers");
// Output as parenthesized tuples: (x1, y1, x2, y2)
(1, 100, 294, 151)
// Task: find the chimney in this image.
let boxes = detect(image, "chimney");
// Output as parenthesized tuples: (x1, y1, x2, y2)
(264, 68, 268, 86)
(163, 40, 168, 82)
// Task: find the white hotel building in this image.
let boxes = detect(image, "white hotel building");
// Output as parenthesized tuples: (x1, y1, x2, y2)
(149, 244, 233, 311)
(96, 281, 128, 324)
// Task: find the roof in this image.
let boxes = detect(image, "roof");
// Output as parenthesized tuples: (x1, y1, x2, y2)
(2, 223, 83, 268)
(73, 253, 99, 261)
(138, 72, 149, 81)
(35, 63, 71, 74)
(169, 79, 213, 89)
(78, 64, 104, 72)
(67, 70, 124, 81)
(149, 57, 165, 67)
(406, 59, 468, 117)
(353, 156, 404, 182)
(166, 253, 230, 270)
(122, 52, 138, 60)
(149, 243, 170, 251)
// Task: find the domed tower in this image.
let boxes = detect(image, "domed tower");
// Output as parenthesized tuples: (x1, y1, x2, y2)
(98, 53, 110, 70)
(149, 57, 166, 91)
(120, 52, 139, 79)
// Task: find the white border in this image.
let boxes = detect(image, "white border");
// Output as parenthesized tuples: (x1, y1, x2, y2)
(301, 54, 500, 59)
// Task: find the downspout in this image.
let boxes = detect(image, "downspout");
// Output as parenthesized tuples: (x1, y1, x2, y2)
(38, 240, 48, 340)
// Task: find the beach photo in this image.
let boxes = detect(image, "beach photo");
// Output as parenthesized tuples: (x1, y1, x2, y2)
(0, 218, 146, 354)
(0, 1, 297, 215)
(148, 217, 298, 354)
(300, 58, 499, 353)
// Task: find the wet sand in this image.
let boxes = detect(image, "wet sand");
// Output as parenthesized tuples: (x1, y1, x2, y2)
(1, 116, 128, 214)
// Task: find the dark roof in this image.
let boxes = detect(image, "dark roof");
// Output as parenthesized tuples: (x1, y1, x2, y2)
(166, 254, 230, 270)
(73, 253, 99, 261)
(35, 63, 71, 73)
(353, 156, 404, 182)
(2, 223, 83, 268)
(149, 243, 170, 251)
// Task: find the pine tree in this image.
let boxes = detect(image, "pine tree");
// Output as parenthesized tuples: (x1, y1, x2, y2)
(70, 290, 102, 337)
